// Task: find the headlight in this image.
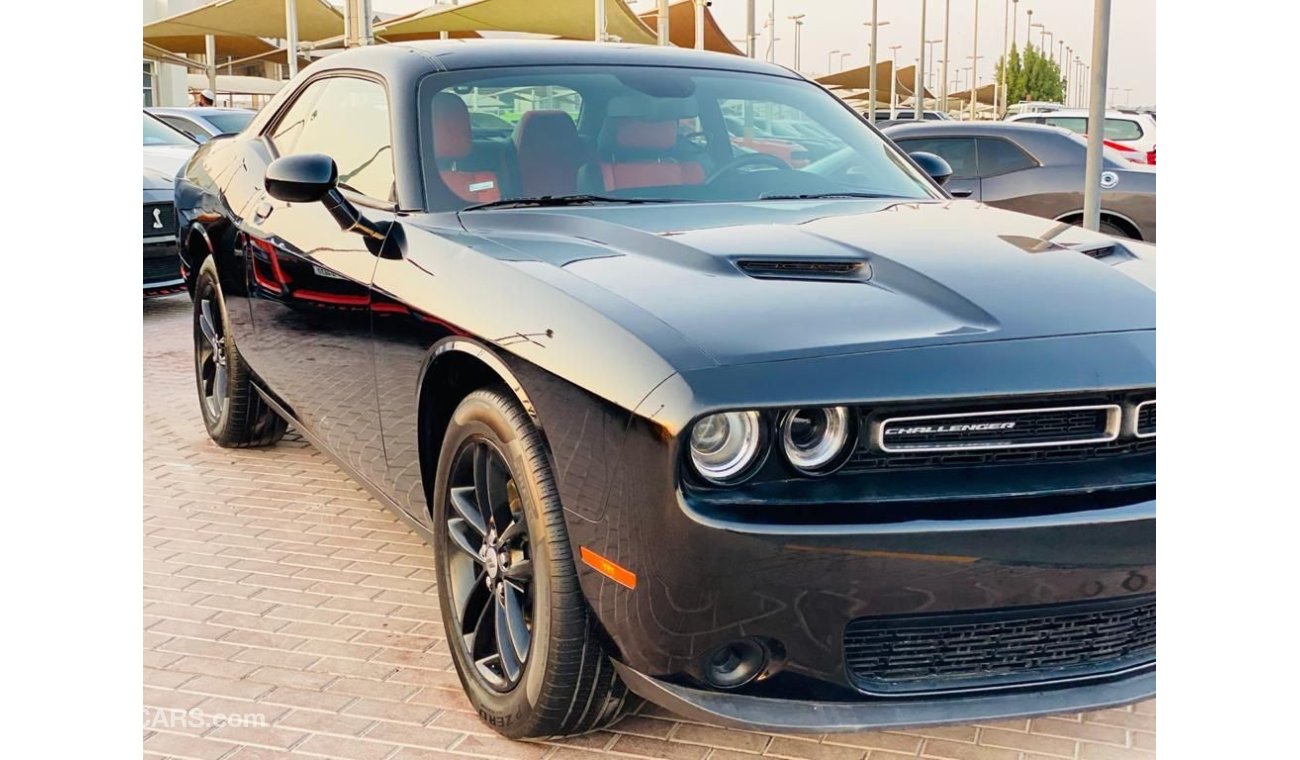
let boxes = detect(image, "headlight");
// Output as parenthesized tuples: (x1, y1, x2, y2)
(780, 406, 852, 473)
(689, 411, 763, 484)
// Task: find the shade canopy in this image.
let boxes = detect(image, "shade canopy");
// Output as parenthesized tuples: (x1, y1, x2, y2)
(638, 0, 743, 55)
(187, 72, 286, 96)
(945, 82, 998, 107)
(816, 62, 934, 100)
(143, 0, 344, 43)
(373, 0, 657, 45)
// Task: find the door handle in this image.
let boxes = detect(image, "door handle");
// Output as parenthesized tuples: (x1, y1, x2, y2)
(253, 202, 274, 224)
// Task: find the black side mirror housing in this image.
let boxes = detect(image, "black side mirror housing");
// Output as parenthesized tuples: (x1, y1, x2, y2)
(265, 153, 338, 203)
(908, 151, 954, 187)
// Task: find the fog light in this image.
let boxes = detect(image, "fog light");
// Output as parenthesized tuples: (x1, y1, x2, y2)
(703, 639, 767, 689)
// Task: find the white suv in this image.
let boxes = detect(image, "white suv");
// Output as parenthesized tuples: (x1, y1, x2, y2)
(1005, 109, 1157, 165)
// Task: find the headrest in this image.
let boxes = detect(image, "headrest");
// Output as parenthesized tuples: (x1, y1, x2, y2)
(513, 110, 579, 148)
(605, 118, 678, 152)
(432, 92, 471, 160)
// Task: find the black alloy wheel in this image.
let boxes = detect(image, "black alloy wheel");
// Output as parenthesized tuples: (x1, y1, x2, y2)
(444, 438, 534, 691)
(191, 257, 286, 448)
(433, 387, 631, 738)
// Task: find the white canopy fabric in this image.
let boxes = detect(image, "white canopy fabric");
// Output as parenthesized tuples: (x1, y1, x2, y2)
(143, 0, 344, 43)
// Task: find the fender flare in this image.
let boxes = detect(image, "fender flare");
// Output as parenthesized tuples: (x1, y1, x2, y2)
(417, 336, 542, 431)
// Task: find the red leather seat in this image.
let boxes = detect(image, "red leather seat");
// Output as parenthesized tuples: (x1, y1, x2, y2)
(593, 118, 705, 191)
(513, 111, 585, 197)
(433, 93, 500, 203)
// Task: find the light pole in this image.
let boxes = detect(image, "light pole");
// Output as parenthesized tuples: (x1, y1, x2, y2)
(1108, 86, 1118, 107)
(941, 0, 951, 120)
(925, 39, 941, 91)
(1075, 57, 1083, 106)
(1000, 0, 1011, 117)
(1083, 0, 1112, 233)
(1124, 87, 1132, 105)
(1038, 25, 1049, 53)
(1025, 8, 1033, 49)
(692, 0, 706, 49)
(789, 14, 805, 72)
(828, 49, 841, 74)
(766, 0, 777, 62)
(889, 44, 903, 115)
(865, 9, 890, 123)
(915, 0, 927, 120)
(839, 51, 853, 71)
(595, 0, 606, 41)
(1064, 45, 1072, 104)
(970, 0, 980, 121)
(744, 0, 756, 57)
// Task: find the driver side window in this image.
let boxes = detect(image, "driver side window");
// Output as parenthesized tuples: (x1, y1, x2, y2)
(270, 77, 396, 203)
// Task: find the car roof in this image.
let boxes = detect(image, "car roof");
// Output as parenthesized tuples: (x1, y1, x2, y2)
(1009, 108, 1149, 120)
(146, 107, 255, 117)
(882, 121, 1072, 138)
(308, 39, 801, 81)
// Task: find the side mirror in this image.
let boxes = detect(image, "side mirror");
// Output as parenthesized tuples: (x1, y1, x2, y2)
(908, 151, 953, 187)
(265, 153, 338, 203)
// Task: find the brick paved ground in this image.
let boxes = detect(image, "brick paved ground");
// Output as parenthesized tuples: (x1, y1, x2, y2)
(143, 294, 1155, 760)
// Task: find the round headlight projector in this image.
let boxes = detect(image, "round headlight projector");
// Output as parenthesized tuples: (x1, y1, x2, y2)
(781, 406, 852, 473)
(689, 410, 763, 484)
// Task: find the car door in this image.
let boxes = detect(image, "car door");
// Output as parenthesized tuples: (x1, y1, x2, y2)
(973, 136, 1041, 205)
(892, 136, 981, 199)
(240, 75, 396, 484)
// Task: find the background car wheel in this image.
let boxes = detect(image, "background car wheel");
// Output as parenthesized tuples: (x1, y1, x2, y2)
(433, 387, 632, 738)
(1098, 220, 1131, 239)
(192, 258, 287, 448)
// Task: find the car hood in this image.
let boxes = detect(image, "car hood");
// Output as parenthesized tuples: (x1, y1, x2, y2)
(457, 199, 1155, 367)
(143, 145, 196, 190)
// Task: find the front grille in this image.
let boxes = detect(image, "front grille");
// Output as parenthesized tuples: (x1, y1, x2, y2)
(144, 203, 176, 237)
(736, 259, 869, 281)
(879, 405, 1117, 452)
(844, 594, 1156, 694)
(1136, 401, 1156, 437)
(144, 255, 181, 285)
(846, 437, 1155, 472)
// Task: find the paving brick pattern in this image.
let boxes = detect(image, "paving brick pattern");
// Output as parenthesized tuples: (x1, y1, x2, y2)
(143, 295, 1155, 760)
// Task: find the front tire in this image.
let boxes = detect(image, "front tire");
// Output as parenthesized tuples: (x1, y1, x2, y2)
(433, 387, 631, 738)
(192, 258, 286, 448)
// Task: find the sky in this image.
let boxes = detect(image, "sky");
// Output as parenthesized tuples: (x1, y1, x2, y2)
(369, 1, 1156, 106)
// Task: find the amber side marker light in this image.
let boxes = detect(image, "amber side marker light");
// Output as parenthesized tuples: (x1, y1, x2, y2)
(579, 547, 637, 590)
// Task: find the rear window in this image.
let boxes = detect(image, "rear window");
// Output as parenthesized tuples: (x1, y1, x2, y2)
(1103, 118, 1143, 141)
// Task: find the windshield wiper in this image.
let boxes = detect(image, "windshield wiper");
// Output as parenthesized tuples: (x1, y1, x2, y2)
(461, 194, 678, 211)
(758, 192, 898, 201)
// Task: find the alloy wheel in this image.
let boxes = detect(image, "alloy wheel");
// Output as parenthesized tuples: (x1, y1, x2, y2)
(196, 293, 228, 420)
(445, 438, 534, 691)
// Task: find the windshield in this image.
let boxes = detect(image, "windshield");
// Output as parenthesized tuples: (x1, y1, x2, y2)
(418, 65, 939, 211)
(203, 111, 254, 135)
(144, 112, 195, 146)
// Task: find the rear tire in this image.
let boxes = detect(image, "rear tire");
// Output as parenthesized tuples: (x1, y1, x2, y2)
(433, 386, 631, 738)
(192, 257, 286, 448)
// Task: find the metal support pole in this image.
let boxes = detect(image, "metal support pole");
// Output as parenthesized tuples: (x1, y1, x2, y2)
(595, 0, 606, 42)
(1025, 9, 1032, 49)
(915, 0, 926, 120)
(890, 45, 901, 115)
(1082, 0, 1111, 233)
(284, 0, 299, 77)
(657, 0, 670, 46)
(204, 34, 217, 95)
(941, 0, 950, 116)
(768, 0, 776, 62)
(360, 0, 373, 45)
(745, 0, 756, 57)
(868, 0, 880, 123)
(693, 0, 705, 49)
(969, 0, 979, 121)
(1000, 0, 1010, 117)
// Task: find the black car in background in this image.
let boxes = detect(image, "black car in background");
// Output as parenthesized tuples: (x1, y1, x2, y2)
(143, 112, 195, 296)
(176, 40, 1155, 738)
(878, 121, 1157, 241)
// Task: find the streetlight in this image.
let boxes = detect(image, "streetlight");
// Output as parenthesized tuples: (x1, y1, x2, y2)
(970, 0, 980, 121)
(1030, 22, 1045, 53)
(1000, 0, 1012, 117)
(889, 43, 903, 115)
(864, 9, 891, 123)
(925, 39, 942, 91)
(1025, 8, 1033, 49)
(1064, 45, 1072, 104)
(1108, 86, 1118, 107)
(788, 14, 805, 72)
(968, 54, 984, 121)
(915, 0, 928, 120)
(839, 51, 853, 71)
(828, 49, 840, 73)
(942, 0, 951, 120)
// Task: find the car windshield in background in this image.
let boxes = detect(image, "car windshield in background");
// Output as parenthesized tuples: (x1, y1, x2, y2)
(203, 111, 254, 134)
(144, 113, 195, 146)
(418, 65, 939, 212)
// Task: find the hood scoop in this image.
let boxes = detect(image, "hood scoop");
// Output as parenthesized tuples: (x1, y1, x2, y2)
(736, 258, 871, 282)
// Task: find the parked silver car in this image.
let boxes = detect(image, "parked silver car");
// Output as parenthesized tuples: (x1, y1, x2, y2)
(146, 107, 255, 143)
(143, 112, 196, 295)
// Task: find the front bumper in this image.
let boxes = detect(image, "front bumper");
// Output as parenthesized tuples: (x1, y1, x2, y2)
(614, 661, 1154, 732)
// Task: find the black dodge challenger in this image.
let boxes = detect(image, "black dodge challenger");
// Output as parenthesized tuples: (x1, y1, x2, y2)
(175, 40, 1156, 737)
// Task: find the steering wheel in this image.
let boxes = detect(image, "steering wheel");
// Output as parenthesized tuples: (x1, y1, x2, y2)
(706, 152, 792, 184)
